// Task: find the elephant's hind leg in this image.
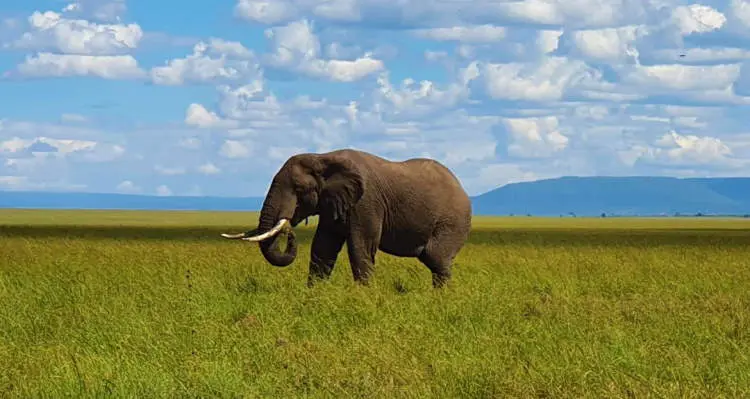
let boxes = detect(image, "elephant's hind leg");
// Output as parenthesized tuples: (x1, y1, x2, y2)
(419, 230, 467, 288)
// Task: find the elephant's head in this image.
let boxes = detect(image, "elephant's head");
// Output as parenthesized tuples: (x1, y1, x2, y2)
(221, 152, 364, 267)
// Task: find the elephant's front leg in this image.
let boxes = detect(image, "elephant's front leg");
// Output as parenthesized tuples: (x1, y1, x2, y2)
(307, 228, 346, 287)
(346, 220, 382, 285)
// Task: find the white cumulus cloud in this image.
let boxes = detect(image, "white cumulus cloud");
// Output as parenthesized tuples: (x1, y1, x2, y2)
(220, 140, 252, 159)
(8, 9, 143, 55)
(670, 4, 726, 36)
(151, 39, 260, 85)
(263, 19, 384, 82)
(619, 63, 741, 92)
(501, 116, 570, 158)
(15, 53, 145, 79)
(185, 104, 238, 129)
(116, 180, 141, 193)
(197, 162, 221, 175)
(480, 57, 602, 101)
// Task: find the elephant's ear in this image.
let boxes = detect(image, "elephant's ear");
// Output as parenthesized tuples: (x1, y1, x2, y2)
(319, 156, 364, 222)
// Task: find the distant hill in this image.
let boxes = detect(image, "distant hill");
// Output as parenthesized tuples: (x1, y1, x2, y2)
(0, 191, 264, 211)
(1, 176, 749, 216)
(472, 176, 750, 216)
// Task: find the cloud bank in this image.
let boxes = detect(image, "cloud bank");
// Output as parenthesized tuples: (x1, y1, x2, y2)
(0, 0, 749, 196)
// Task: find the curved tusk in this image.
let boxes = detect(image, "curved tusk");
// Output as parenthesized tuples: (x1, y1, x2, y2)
(241, 219, 290, 242)
(221, 232, 249, 239)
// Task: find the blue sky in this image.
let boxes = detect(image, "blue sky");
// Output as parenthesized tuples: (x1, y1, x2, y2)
(1, 0, 749, 197)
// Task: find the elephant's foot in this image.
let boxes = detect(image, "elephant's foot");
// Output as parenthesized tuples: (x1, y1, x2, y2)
(306, 262, 335, 288)
(352, 270, 373, 286)
(418, 249, 454, 289)
(348, 258, 374, 286)
(431, 271, 451, 288)
(418, 230, 466, 288)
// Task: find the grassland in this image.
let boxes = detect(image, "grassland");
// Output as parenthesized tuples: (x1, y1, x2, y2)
(0, 209, 749, 398)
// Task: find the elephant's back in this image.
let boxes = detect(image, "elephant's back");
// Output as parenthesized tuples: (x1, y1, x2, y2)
(401, 158, 469, 195)
(341, 148, 471, 211)
(392, 158, 472, 216)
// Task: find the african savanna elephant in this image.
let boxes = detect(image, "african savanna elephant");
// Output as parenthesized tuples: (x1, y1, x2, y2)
(221, 149, 472, 288)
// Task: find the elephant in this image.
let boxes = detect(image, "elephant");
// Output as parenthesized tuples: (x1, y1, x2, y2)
(221, 148, 472, 288)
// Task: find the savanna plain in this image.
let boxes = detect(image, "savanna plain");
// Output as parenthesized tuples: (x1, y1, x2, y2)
(0, 209, 749, 398)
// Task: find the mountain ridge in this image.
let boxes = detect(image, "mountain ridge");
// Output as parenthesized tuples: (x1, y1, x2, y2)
(1, 176, 749, 216)
(472, 176, 750, 216)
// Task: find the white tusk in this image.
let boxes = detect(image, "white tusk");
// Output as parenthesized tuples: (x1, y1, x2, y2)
(241, 219, 290, 242)
(221, 232, 248, 239)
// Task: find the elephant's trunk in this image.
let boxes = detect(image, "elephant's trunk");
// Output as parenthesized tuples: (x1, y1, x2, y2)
(255, 200, 297, 267)
(219, 180, 299, 267)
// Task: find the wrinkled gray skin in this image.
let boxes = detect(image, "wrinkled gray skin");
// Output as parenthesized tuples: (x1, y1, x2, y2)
(224, 149, 472, 288)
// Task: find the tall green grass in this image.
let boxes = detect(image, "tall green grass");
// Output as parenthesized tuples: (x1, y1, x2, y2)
(0, 210, 748, 397)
